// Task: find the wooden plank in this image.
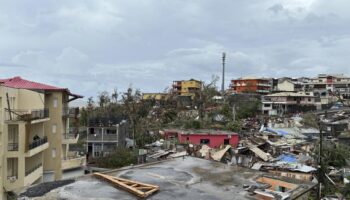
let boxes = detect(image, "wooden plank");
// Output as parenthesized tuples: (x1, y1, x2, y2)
(96, 173, 145, 197)
(94, 173, 159, 198)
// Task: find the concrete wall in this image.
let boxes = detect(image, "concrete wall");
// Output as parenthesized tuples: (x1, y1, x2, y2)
(18, 89, 45, 110)
(277, 81, 294, 91)
(256, 176, 298, 192)
(270, 170, 313, 181)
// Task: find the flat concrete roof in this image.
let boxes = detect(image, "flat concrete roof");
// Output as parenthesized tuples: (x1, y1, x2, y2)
(28, 157, 266, 200)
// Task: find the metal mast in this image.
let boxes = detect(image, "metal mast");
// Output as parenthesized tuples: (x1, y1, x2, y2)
(221, 52, 226, 94)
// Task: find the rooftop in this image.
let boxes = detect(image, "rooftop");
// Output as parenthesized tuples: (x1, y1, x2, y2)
(22, 157, 265, 200)
(266, 92, 315, 97)
(0, 76, 83, 98)
(165, 129, 238, 135)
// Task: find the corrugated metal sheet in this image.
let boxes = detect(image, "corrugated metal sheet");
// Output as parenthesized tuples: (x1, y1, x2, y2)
(248, 146, 271, 162)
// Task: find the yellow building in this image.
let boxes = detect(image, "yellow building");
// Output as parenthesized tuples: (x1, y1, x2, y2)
(172, 79, 202, 98)
(142, 93, 169, 101)
(0, 76, 85, 199)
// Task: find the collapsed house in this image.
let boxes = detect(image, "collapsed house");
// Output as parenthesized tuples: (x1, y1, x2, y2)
(249, 175, 316, 200)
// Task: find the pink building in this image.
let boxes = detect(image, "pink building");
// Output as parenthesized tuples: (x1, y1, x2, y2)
(164, 129, 239, 148)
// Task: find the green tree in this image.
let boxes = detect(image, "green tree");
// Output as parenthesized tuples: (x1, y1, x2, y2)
(226, 121, 242, 132)
(301, 113, 319, 128)
(96, 148, 137, 168)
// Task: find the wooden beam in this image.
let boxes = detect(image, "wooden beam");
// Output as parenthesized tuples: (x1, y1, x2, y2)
(94, 173, 159, 198)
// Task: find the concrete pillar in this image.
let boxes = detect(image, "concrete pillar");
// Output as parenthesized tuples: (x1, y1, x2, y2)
(101, 128, 104, 152)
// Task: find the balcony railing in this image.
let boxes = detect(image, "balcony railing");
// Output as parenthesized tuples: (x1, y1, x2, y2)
(8, 143, 19, 151)
(63, 133, 77, 139)
(28, 136, 48, 150)
(25, 163, 42, 176)
(257, 83, 271, 87)
(87, 133, 118, 142)
(4, 108, 49, 122)
(62, 107, 79, 117)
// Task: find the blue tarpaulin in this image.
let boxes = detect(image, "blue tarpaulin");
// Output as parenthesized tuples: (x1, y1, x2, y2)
(276, 130, 289, 135)
(265, 128, 289, 136)
(278, 154, 297, 163)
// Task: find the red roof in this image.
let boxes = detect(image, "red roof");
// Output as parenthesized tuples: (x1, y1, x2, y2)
(0, 76, 83, 98)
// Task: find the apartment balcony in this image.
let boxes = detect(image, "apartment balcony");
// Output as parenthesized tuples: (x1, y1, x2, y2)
(24, 163, 43, 186)
(26, 136, 49, 157)
(62, 156, 86, 170)
(87, 133, 118, 142)
(62, 133, 79, 144)
(4, 108, 49, 124)
(62, 107, 80, 118)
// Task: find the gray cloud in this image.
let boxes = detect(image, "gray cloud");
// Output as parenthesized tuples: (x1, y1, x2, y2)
(0, 0, 350, 99)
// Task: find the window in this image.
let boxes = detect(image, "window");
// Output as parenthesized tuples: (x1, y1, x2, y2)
(10, 97, 15, 109)
(200, 139, 210, 145)
(186, 137, 189, 141)
(7, 158, 18, 179)
(308, 98, 311, 102)
(52, 124, 57, 134)
(52, 148, 56, 158)
(53, 98, 58, 108)
(224, 139, 229, 145)
(278, 186, 287, 192)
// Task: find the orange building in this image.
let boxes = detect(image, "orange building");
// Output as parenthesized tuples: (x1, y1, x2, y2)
(230, 76, 271, 94)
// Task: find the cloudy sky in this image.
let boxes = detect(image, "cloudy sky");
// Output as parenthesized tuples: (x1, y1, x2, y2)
(1, 0, 350, 100)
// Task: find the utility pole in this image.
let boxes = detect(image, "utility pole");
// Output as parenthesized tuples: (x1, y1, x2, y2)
(221, 52, 226, 94)
(317, 111, 326, 199)
(232, 105, 236, 122)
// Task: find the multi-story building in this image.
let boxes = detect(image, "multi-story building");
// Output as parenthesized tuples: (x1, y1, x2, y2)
(276, 79, 303, 92)
(262, 92, 318, 116)
(305, 74, 350, 99)
(230, 76, 271, 94)
(0, 76, 84, 199)
(87, 116, 128, 158)
(172, 79, 202, 99)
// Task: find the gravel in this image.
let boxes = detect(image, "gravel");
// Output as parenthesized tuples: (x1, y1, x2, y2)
(20, 179, 75, 198)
